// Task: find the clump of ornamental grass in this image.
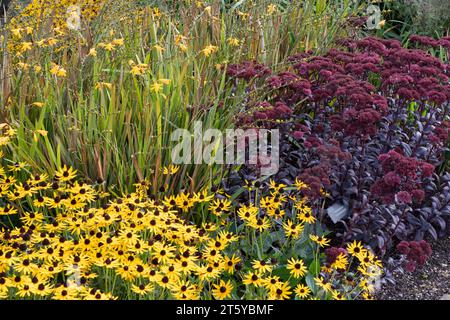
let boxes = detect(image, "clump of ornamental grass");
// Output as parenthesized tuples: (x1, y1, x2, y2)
(225, 36, 450, 258)
(0, 132, 382, 300)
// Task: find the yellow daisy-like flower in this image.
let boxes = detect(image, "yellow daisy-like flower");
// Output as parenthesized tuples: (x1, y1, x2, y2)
(314, 276, 332, 292)
(294, 178, 309, 191)
(346, 240, 366, 258)
(55, 165, 77, 182)
(268, 179, 286, 193)
(309, 234, 331, 247)
(212, 279, 233, 300)
(175, 193, 194, 212)
(223, 254, 241, 274)
(242, 272, 263, 287)
(282, 219, 304, 239)
(263, 275, 281, 292)
(193, 189, 214, 203)
(331, 253, 349, 270)
(7, 162, 27, 172)
(163, 164, 180, 175)
(131, 283, 154, 296)
(209, 198, 232, 216)
(251, 259, 273, 274)
(269, 281, 291, 300)
(298, 210, 316, 224)
(294, 284, 311, 299)
(247, 216, 271, 232)
(237, 204, 258, 222)
(332, 290, 346, 300)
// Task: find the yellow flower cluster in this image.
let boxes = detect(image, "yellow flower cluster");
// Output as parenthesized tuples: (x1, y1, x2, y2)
(0, 124, 16, 147)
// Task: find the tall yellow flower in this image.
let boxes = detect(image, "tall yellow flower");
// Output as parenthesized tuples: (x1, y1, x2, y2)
(201, 45, 219, 57)
(50, 63, 67, 77)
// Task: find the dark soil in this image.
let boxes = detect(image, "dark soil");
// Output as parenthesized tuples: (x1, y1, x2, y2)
(377, 236, 450, 300)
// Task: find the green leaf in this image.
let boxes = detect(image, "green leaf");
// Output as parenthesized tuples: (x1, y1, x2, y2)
(305, 274, 317, 294)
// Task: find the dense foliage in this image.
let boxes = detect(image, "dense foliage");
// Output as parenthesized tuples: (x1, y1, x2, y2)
(226, 36, 450, 255)
(0, 127, 381, 300)
(378, 0, 450, 41)
(1, 0, 449, 301)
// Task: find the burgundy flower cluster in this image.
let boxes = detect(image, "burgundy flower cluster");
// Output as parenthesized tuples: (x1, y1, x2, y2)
(266, 71, 312, 105)
(410, 35, 450, 51)
(298, 139, 351, 199)
(229, 36, 449, 139)
(236, 101, 294, 129)
(226, 36, 450, 257)
(396, 240, 432, 272)
(428, 121, 450, 146)
(371, 150, 434, 204)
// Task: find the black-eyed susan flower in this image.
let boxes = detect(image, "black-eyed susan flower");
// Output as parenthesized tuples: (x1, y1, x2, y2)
(223, 254, 241, 274)
(242, 272, 263, 287)
(175, 193, 194, 212)
(294, 178, 308, 191)
(331, 253, 349, 270)
(0, 205, 18, 216)
(282, 219, 304, 239)
(268, 281, 292, 300)
(314, 276, 332, 292)
(310, 235, 331, 248)
(237, 204, 258, 222)
(196, 264, 221, 282)
(298, 208, 316, 224)
(362, 292, 374, 300)
(212, 279, 233, 300)
(286, 258, 307, 278)
(55, 165, 77, 182)
(252, 259, 273, 274)
(263, 275, 281, 292)
(268, 179, 286, 194)
(331, 290, 346, 300)
(346, 240, 365, 258)
(7, 161, 27, 172)
(20, 211, 44, 226)
(294, 284, 311, 299)
(209, 198, 232, 216)
(170, 280, 198, 300)
(131, 283, 154, 296)
(247, 216, 271, 232)
(163, 164, 180, 175)
(217, 230, 239, 244)
(193, 189, 214, 203)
